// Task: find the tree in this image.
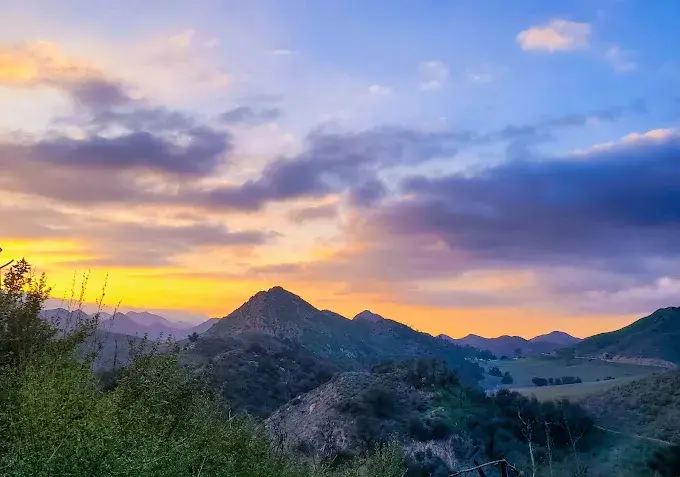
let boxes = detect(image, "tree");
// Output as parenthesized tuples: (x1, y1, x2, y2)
(514, 348, 523, 358)
(188, 331, 199, 342)
(501, 372, 513, 385)
(532, 377, 548, 387)
(488, 366, 503, 377)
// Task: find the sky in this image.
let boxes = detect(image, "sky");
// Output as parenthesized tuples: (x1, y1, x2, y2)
(1, 0, 679, 338)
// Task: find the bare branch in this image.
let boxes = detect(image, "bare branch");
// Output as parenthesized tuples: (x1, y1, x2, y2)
(450, 459, 523, 476)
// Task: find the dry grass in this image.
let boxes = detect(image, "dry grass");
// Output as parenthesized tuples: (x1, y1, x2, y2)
(481, 356, 658, 390)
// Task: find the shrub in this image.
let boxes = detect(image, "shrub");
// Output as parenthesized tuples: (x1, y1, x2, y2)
(488, 366, 503, 377)
(532, 377, 548, 387)
(501, 372, 513, 385)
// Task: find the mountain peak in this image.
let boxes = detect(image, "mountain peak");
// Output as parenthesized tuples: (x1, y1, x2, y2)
(353, 310, 386, 323)
(530, 331, 581, 345)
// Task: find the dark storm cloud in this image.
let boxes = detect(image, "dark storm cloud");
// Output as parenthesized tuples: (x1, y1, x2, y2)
(374, 133, 680, 266)
(476, 101, 647, 146)
(65, 77, 131, 111)
(28, 127, 228, 176)
(197, 127, 467, 211)
(288, 204, 338, 222)
(219, 106, 281, 125)
(348, 178, 388, 207)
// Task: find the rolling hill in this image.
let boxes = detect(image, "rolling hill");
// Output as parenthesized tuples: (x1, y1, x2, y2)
(439, 331, 579, 357)
(41, 308, 215, 341)
(530, 330, 581, 346)
(570, 306, 680, 366)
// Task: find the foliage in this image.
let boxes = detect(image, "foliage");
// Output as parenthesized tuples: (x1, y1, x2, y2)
(501, 372, 513, 385)
(532, 376, 581, 387)
(648, 445, 680, 477)
(189, 333, 338, 418)
(488, 366, 503, 377)
(0, 257, 405, 477)
(582, 370, 680, 443)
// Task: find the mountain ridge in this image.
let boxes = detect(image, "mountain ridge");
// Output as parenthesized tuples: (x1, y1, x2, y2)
(569, 306, 680, 366)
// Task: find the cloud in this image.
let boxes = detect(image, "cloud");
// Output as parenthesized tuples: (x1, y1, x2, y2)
(517, 19, 591, 52)
(288, 204, 338, 222)
(269, 49, 296, 56)
(167, 30, 196, 50)
(368, 84, 392, 96)
(468, 73, 493, 84)
(418, 61, 448, 90)
(267, 127, 680, 316)
(194, 126, 466, 211)
(371, 129, 680, 270)
(0, 201, 275, 268)
(1, 123, 230, 181)
(348, 178, 388, 207)
(219, 106, 281, 125)
(0, 41, 129, 110)
(605, 46, 637, 72)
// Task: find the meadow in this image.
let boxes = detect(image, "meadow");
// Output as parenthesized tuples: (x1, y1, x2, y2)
(481, 356, 660, 399)
(510, 375, 653, 401)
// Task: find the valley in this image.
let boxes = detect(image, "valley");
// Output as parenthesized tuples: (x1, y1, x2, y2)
(480, 355, 660, 395)
(6, 262, 680, 476)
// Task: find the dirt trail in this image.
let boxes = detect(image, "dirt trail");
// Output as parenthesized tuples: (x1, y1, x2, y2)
(594, 425, 676, 446)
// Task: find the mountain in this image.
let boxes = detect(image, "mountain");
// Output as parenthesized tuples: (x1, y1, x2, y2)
(530, 331, 581, 346)
(42, 307, 214, 340)
(439, 333, 564, 357)
(353, 310, 386, 323)
(186, 286, 483, 417)
(187, 317, 220, 335)
(569, 307, 680, 366)
(125, 311, 192, 330)
(200, 286, 482, 383)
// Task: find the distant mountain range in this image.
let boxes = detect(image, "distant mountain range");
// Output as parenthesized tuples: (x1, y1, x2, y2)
(40, 307, 213, 340)
(569, 306, 680, 366)
(438, 330, 581, 357)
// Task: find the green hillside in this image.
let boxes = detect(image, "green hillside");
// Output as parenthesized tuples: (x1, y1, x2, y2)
(570, 307, 680, 365)
(582, 370, 680, 443)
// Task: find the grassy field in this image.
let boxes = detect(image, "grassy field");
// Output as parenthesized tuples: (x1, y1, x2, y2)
(481, 356, 659, 397)
(510, 375, 652, 401)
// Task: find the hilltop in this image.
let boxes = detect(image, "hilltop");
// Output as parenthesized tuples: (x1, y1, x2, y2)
(570, 307, 680, 366)
(439, 331, 579, 357)
(530, 330, 581, 346)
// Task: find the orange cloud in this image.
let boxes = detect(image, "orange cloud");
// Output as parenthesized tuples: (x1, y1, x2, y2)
(517, 19, 590, 52)
(0, 41, 104, 87)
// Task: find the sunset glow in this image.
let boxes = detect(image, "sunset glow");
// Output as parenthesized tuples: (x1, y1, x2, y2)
(2, 0, 679, 338)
